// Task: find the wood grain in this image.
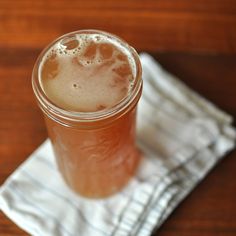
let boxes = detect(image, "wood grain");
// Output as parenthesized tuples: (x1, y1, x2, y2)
(0, 1, 236, 235)
(0, 0, 236, 53)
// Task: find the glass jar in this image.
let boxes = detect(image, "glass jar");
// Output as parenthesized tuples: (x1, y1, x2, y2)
(32, 30, 142, 198)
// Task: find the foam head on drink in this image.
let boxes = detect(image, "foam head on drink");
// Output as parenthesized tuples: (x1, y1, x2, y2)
(37, 31, 142, 198)
(40, 33, 136, 112)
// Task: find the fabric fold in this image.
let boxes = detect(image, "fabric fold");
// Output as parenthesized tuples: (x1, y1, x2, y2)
(1, 53, 235, 236)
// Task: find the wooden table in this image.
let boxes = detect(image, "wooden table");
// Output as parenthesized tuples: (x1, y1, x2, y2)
(0, 1, 236, 235)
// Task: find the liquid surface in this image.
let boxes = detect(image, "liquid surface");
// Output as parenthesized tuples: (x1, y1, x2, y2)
(40, 33, 135, 112)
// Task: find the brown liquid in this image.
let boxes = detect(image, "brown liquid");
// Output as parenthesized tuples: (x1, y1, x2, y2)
(44, 107, 140, 197)
(39, 32, 141, 198)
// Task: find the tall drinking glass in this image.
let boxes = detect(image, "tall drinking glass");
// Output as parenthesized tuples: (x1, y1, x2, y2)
(32, 30, 142, 198)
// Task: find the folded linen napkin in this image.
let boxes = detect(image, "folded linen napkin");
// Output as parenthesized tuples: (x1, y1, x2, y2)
(0, 53, 235, 236)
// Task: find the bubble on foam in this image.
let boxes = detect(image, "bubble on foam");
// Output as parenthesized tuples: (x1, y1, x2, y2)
(60, 37, 80, 50)
(96, 104, 107, 111)
(41, 52, 59, 80)
(95, 35, 101, 41)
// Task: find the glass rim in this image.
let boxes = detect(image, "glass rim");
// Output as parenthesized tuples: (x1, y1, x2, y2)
(32, 29, 142, 123)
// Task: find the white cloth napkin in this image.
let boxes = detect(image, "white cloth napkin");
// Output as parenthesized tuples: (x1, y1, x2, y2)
(1, 53, 235, 236)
